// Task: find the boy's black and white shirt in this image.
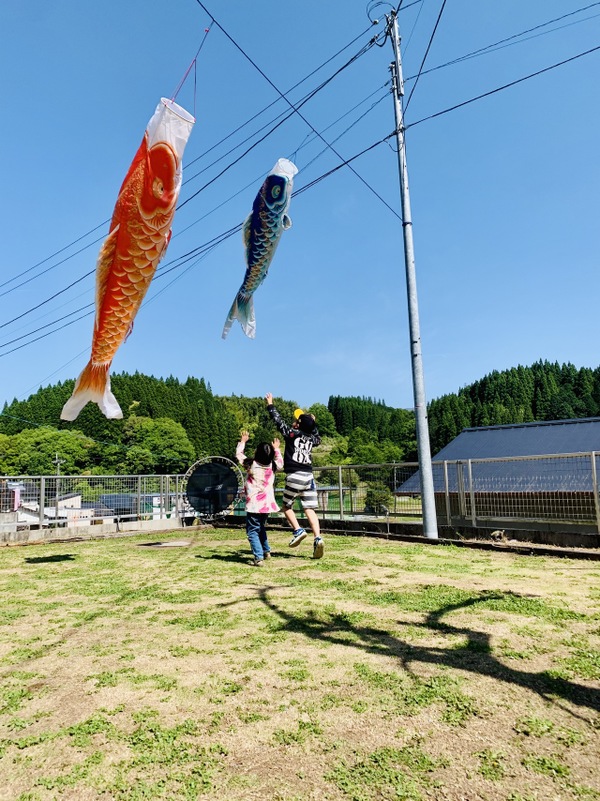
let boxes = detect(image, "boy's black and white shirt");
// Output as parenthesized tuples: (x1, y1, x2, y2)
(267, 404, 321, 474)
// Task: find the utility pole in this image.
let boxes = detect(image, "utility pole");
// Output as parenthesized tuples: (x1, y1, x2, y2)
(387, 10, 438, 539)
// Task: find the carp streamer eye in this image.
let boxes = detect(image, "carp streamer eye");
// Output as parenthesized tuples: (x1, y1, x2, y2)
(271, 185, 281, 198)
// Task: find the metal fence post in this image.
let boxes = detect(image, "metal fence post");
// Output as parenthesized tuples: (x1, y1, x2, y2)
(338, 465, 344, 521)
(467, 459, 477, 527)
(348, 468, 354, 516)
(39, 476, 45, 527)
(443, 461, 451, 526)
(137, 475, 142, 520)
(457, 462, 466, 518)
(591, 452, 600, 535)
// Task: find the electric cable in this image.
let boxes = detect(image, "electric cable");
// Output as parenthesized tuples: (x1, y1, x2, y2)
(178, 31, 383, 209)
(0, 220, 108, 294)
(0, 269, 96, 331)
(180, 34, 379, 191)
(6, 29, 598, 351)
(299, 91, 390, 175)
(4, 8, 597, 347)
(404, 0, 448, 112)
(0, 304, 93, 350)
(178, 81, 391, 239)
(406, 1, 600, 82)
(401, 0, 426, 56)
(404, 43, 600, 130)
(193, 0, 400, 219)
(184, 22, 377, 170)
(294, 134, 395, 197)
(0, 234, 106, 300)
(0, 310, 95, 358)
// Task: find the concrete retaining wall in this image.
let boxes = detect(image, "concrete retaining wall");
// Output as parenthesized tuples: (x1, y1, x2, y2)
(0, 517, 186, 546)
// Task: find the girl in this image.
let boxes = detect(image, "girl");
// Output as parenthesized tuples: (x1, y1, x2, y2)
(236, 431, 283, 566)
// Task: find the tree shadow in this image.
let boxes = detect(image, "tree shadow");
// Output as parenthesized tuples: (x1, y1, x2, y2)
(24, 554, 75, 564)
(255, 586, 600, 717)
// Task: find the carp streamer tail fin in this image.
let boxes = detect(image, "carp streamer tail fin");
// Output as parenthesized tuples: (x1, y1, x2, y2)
(222, 294, 256, 340)
(60, 361, 123, 421)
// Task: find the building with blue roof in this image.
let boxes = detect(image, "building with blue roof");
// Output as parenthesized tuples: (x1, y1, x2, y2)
(398, 418, 600, 536)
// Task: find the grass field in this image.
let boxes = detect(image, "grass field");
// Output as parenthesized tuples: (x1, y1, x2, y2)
(1, 528, 599, 801)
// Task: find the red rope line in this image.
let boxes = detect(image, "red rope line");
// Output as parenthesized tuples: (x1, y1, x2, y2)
(170, 22, 213, 105)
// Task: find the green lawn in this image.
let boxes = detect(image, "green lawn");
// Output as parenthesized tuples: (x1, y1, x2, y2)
(0, 528, 599, 800)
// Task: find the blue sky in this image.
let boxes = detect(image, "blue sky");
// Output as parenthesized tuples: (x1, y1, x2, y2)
(1, 0, 598, 415)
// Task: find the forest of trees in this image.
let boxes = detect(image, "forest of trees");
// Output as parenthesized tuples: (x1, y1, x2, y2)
(427, 361, 600, 452)
(1, 360, 599, 475)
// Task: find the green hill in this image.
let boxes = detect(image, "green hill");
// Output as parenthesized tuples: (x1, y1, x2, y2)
(1, 360, 598, 474)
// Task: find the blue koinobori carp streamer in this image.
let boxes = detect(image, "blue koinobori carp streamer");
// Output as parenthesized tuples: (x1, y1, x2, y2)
(222, 158, 298, 339)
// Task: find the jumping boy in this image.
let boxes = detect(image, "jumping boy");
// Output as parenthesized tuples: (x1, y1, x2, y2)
(265, 393, 324, 558)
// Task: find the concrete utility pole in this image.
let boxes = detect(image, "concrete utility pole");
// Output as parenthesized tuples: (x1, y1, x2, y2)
(387, 10, 438, 539)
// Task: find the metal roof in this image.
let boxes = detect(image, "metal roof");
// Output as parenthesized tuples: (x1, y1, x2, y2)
(433, 417, 600, 461)
(398, 418, 600, 493)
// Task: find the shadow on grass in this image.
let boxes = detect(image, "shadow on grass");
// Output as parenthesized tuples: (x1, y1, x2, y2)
(202, 553, 254, 566)
(202, 551, 298, 566)
(24, 554, 75, 564)
(257, 587, 600, 716)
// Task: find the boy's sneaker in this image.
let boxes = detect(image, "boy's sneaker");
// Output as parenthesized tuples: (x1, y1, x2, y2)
(313, 537, 324, 559)
(289, 528, 307, 548)
(263, 552, 272, 559)
(253, 558, 265, 567)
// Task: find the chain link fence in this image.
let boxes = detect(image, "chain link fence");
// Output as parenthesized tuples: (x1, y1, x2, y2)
(2, 452, 600, 536)
(431, 452, 600, 533)
(0, 474, 182, 529)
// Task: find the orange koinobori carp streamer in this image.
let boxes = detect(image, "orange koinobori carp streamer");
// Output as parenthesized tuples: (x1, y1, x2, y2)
(61, 99, 195, 421)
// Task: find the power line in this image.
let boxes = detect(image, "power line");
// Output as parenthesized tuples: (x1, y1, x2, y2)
(184, 22, 377, 171)
(0, 304, 93, 350)
(179, 28, 384, 210)
(404, 0, 448, 112)
(0, 220, 108, 294)
(194, 0, 400, 219)
(294, 134, 395, 196)
(0, 57, 388, 335)
(178, 82, 391, 238)
(0, 269, 95, 331)
(299, 91, 391, 175)
(0, 234, 106, 300)
(406, 1, 600, 82)
(0, 310, 95, 358)
(405, 43, 600, 130)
